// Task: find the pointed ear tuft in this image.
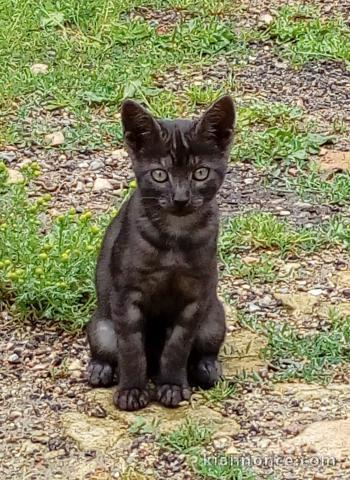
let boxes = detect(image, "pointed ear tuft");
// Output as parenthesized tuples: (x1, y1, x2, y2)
(121, 100, 161, 153)
(195, 95, 235, 151)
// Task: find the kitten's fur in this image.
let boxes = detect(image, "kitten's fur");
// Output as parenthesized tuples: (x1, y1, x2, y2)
(87, 96, 235, 411)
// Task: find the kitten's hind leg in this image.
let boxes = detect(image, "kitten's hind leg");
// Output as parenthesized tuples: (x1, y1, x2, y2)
(188, 298, 226, 389)
(87, 311, 118, 387)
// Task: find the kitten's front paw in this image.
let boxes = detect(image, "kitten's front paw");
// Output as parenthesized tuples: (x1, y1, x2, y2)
(87, 360, 115, 387)
(156, 384, 191, 407)
(189, 357, 221, 389)
(114, 388, 149, 411)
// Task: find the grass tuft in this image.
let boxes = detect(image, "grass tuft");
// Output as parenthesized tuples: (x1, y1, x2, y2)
(0, 161, 116, 329)
(265, 5, 350, 65)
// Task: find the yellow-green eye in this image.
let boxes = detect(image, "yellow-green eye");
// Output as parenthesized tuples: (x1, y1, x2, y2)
(193, 167, 209, 181)
(151, 169, 168, 183)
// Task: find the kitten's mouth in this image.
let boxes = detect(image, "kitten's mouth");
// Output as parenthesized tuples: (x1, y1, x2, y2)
(168, 205, 195, 217)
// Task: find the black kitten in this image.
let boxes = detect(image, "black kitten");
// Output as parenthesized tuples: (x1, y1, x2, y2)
(87, 95, 235, 411)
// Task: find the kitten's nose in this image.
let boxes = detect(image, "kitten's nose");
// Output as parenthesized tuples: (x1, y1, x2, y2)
(173, 198, 189, 208)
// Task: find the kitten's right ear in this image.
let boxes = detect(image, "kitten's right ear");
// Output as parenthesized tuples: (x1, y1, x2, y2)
(121, 100, 161, 154)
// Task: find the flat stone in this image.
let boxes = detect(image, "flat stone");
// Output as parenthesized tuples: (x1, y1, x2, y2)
(318, 150, 350, 173)
(45, 131, 65, 146)
(308, 288, 324, 296)
(30, 63, 49, 75)
(0, 151, 16, 163)
(332, 271, 350, 288)
(92, 178, 113, 192)
(90, 159, 104, 171)
(62, 388, 240, 454)
(274, 293, 318, 315)
(275, 383, 350, 401)
(7, 169, 24, 184)
(284, 417, 350, 460)
(221, 330, 267, 377)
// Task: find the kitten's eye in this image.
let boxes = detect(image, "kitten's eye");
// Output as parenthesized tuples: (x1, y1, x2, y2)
(193, 167, 210, 181)
(151, 169, 168, 183)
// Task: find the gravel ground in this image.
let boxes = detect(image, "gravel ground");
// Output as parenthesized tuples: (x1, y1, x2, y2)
(1, 1, 350, 479)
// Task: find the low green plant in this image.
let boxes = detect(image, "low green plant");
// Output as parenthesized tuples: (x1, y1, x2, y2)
(224, 254, 279, 283)
(289, 169, 350, 205)
(0, 162, 115, 329)
(262, 311, 350, 382)
(230, 100, 333, 168)
(160, 419, 213, 454)
(193, 454, 256, 480)
(219, 212, 320, 260)
(232, 126, 333, 169)
(265, 5, 350, 65)
(201, 379, 236, 404)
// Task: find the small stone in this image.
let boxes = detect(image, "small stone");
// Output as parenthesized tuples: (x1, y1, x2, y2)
(8, 411, 22, 421)
(90, 159, 105, 171)
(308, 288, 324, 296)
(242, 255, 259, 265)
(44, 450, 65, 459)
(111, 149, 127, 160)
(7, 169, 24, 184)
(92, 178, 113, 192)
(45, 131, 65, 146)
(260, 13, 274, 25)
(30, 63, 49, 75)
(225, 445, 238, 455)
(213, 436, 230, 450)
(248, 303, 260, 313)
(278, 210, 291, 216)
(274, 293, 318, 315)
(79, 161, 89, 169)
(0, 151, 16, 163)
(8, 353, 21, 364)
(280, 263, 301, 275)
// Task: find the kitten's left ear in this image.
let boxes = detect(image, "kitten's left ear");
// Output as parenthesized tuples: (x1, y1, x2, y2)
(195, 95, 235, 150)
(121, 99, 161, 154)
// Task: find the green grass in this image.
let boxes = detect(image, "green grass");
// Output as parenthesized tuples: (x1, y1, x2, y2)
(0, 161, 118, 329)
(231, 100, 333, 169)
(289, 168, 350, 205)
(0, 0, 248, 148)
(193, 455, 256, 480)
(264, 5, 350, 66)
(200, 379, 236, 404)
(219, 212, 320, 258)
(241, 310, 350, 383)
(222, 254, 279, 284)
(160, 419, 213, 454)
(265, 311, 350, 382)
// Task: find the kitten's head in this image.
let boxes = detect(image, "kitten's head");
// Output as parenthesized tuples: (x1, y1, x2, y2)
(121, 96, 235, 216)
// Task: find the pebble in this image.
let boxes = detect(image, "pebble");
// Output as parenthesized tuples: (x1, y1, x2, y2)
(30, 63, 48, 75)
(278, 210, 291, 216)
(308, 288, 325, 296)
(248, 303, 260, 313)
(8, 353, 21, 364)
(7, 169, 24, 184)
(79, 161, 89, 169)
(90, 159, 105, 171)
(259, 13, 274, 25)
(45, 131, 65, 146)
(0, 151, 16, 163)
(92, 178, 113, 191)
